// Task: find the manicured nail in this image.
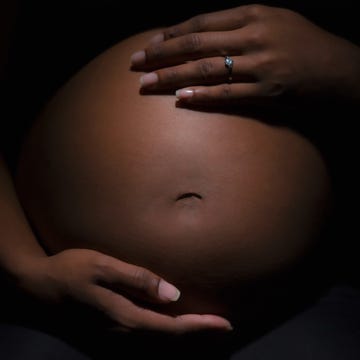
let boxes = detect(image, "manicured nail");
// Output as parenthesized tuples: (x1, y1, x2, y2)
(149, 33, 164, 44)
(130, 50, 146, 66)
(140, 72, 159, 87)
(176, 89, 194, 99)
(217, 322, 234, 331)
(158, 279, 181, 301)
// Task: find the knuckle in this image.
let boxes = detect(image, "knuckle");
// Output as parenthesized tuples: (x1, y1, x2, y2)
(247, 23, 267, 45)
(113, 311, 137, 330)
(146, 43, 164, 61)
(173, 320, 186, 335)
(164, 25, 182, 39)
(220, 84, 233, 99)
(172, 316, 193, 335)
(91, 255, 112, 280)
(114, 307, 155, 332)
(181, 33, 203, 53)
(277, 6, 297, 18)
(255, 52, 276, 71)
(131, 267, 147, 290)
(81, 248, 100, 261)
(164, 14, 209, 39)
(188, 14, 208, 32)
(160, 67, 180, 84)
(92, 252, 109, 269)
(246, 4, 268, 19)
(197, 59, 215, 81)
(265, 80, 286, 97)
(253, 55, 288, 97)
(131, 267, 155, 294)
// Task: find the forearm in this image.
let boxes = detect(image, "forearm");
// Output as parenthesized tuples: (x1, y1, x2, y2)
(0, 153, 47, 281)
(0, 1, 48, 286)
(334, 38, 360, 105)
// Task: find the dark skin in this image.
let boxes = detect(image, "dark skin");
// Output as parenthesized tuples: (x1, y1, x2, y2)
(0, 1, 231, 335)
(0, 2, 357, 339)
(130, 4, 360, 107)
(16, 29, 331, 328)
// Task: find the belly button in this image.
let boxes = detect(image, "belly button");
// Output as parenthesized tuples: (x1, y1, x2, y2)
(176, 192, 203, 201)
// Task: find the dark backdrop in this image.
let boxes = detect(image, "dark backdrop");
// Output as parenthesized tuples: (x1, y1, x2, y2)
(1, 0, 359, 289)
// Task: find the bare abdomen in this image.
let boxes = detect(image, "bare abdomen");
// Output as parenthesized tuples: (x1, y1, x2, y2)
(15, 30, 331, 320)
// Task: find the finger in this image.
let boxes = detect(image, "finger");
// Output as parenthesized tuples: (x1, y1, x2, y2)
(153, 5, 264, 42)
(91, 286, 233, 334)
(139, 55, 255, 91)
(95, 254, 180, 303)
(131, 29, 251, 69)
(124, 312, 233, 335)
(175, 83, 266, 106)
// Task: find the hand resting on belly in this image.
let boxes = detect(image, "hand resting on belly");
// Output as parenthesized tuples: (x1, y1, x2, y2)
(15, 30, 332, 323)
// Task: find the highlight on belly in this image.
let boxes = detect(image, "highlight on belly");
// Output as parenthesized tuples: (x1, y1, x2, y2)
(15, 29, 332, 322)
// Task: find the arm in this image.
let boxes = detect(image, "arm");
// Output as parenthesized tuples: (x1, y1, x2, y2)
(0, 154, 232, 333)
(0, 1, 231, 334)
(0, 153, 48, 280)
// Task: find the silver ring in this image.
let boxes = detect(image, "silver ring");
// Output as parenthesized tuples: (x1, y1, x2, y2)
(224, 56, 233, 83)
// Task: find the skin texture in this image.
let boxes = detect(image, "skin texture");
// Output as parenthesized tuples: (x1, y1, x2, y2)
(16, 29, 331, 324)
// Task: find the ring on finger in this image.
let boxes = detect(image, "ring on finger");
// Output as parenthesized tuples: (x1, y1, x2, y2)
(224, 56, 234, 83)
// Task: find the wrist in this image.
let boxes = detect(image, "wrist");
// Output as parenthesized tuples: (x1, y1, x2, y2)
(12, 254, 64, 304)
(3, 252, 49, 287)
(332, 39, 360, 104)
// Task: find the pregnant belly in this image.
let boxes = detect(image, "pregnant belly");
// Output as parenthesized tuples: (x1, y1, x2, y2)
(15, 30, 331, 320)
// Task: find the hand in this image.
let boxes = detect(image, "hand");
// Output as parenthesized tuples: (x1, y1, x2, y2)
(130, 4, 360, 107)
(17, 249, 232, 334)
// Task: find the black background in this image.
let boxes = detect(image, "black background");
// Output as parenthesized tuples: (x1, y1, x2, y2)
(1, 0, 359, 288)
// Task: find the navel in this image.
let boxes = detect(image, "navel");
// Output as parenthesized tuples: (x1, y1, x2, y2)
(175, 192, 203, 207)
(176, 192, 203, 201)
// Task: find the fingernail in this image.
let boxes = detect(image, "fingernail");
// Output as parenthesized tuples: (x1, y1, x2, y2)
(176, 89, 194, 99)
(219, 322, 234, 331)
(149, 33, 164, 44)
(130, 50, 146, 66)
(158, 279, 181, 301)
(140, 72, 159, 87)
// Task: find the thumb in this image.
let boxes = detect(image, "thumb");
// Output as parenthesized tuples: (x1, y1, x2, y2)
(96, 255, 181, 303)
